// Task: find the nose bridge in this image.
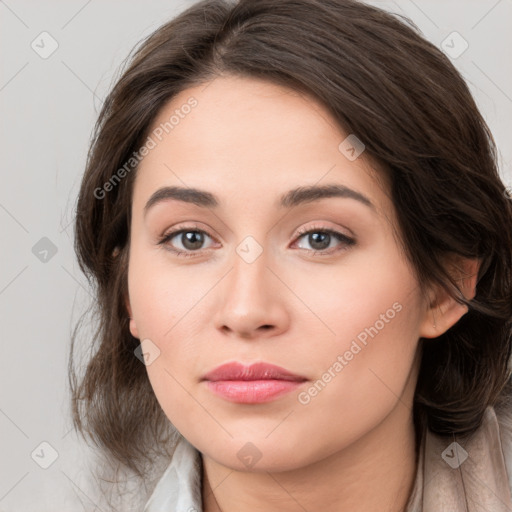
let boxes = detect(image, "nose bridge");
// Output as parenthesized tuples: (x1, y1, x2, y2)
(229, 241, 273, 312)
(214, 237, 286, 336)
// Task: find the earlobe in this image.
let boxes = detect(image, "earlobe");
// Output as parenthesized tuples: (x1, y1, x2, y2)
(419, 256, 480, 339)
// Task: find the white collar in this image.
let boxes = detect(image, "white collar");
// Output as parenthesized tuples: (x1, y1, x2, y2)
(143, 435, 203, 512)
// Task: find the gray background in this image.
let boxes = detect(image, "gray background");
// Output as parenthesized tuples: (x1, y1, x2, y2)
(1, 0, 511, 510)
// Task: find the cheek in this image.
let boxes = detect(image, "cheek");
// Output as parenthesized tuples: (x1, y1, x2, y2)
(287, 246, 422, 413)
(287, 240, 421, 351)
(127, 260, 205, 434)
(127, 250, 202, 341)
(298, 269, 422, 437)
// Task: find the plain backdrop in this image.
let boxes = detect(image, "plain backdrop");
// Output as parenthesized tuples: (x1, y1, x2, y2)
(1, 0, 511, 510)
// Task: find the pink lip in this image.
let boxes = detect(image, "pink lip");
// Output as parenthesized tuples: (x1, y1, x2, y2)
(202, 362, 307, 404)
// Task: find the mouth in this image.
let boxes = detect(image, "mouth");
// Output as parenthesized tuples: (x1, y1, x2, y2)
(202, 361, 308, 404)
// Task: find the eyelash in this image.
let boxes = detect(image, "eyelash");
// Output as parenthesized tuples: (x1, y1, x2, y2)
(158, 223, 356, 258)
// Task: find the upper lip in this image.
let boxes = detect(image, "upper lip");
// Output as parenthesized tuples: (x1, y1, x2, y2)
(202, 362, 307, 382)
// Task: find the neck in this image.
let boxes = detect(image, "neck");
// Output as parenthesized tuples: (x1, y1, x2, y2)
(201, 403, 419, 512)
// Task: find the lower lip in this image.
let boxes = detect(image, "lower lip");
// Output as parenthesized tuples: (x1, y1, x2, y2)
(205, 379, 305, 403)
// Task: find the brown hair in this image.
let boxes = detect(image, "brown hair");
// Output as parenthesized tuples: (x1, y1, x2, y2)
(70, 0, 512, 495)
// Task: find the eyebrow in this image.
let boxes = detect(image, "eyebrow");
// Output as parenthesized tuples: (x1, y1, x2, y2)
(143, 183, 375, 215)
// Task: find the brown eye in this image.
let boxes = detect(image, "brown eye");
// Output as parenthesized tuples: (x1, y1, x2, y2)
(294, 227, 355, 255)
(159, 227, 215, 257)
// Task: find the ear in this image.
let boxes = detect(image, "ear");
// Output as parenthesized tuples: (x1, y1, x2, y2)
(125, 294, 140, 339)
(419, 255, 481, 339)
(115, 244, 139, 340)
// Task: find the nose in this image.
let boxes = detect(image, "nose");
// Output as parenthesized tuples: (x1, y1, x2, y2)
(213, 248, 290, 340)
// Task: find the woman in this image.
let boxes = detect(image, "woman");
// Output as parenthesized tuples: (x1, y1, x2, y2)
(69, 0, 512, 510)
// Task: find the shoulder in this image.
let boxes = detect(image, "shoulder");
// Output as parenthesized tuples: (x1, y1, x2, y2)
(494, 402, 512, 495)
(413, 405, 512, 511)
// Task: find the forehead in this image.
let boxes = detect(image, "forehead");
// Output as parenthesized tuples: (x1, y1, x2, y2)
(133, 75, 391, 218)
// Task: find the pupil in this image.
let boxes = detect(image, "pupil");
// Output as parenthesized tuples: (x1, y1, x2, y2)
(183, 231, 203, 250)
(310, 232, 329, 250)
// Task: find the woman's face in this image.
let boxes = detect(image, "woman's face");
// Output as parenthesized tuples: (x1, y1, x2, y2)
(126, 75, 435, 471)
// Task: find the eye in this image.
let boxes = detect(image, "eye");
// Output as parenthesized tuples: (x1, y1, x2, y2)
(158, 225, 216, 258)
(293, 224, 355, 255)
(158, 223, 356, 258)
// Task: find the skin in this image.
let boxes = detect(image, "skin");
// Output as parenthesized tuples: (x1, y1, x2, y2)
(126, 75, 478, 512)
